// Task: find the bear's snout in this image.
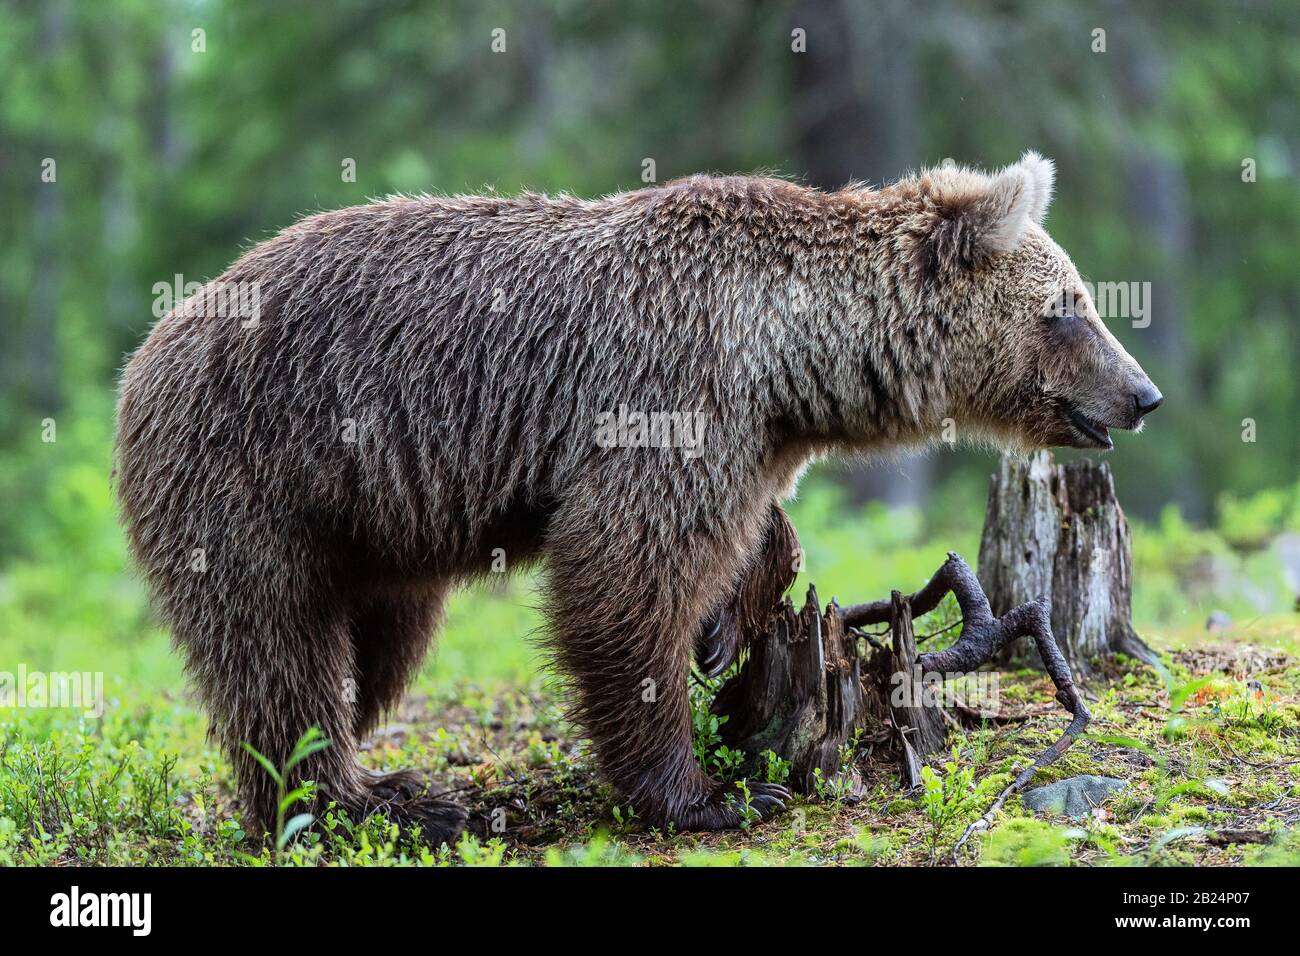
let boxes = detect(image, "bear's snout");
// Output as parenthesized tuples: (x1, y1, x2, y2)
(1132, 381, 1163, 426)
(1059, 364, 1162, 450)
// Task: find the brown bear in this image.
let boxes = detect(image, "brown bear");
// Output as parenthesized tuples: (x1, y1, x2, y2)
(115, 151, 1161, 842)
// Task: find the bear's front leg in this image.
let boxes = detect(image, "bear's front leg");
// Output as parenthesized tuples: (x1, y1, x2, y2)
(543, 479, 790, 830)
(694, 501, 801, 677)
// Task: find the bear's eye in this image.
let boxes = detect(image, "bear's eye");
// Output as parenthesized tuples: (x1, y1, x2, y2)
(1044, 291, 1079, 322)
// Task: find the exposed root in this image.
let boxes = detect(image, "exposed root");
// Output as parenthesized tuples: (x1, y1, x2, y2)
(842, 551, 1092, 861)
(747, 551, 1090, 860)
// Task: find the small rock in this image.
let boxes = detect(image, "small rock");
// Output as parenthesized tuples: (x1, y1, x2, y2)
(1205, 610, 1233, 632)
(1021, 775, 1127, 819)
(1273, 532, 1300, 594)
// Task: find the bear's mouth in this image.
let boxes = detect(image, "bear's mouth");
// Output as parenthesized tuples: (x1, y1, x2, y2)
(1065, 405, 1115, 450)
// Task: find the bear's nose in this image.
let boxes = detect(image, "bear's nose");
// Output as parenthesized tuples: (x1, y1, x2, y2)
(1133, 383, 1163, 420)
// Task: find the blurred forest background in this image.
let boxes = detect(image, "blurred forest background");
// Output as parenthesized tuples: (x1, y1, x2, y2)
(1, 0, 1298, 690)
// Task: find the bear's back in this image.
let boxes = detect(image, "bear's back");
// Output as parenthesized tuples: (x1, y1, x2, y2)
(115, 187, 764, 566)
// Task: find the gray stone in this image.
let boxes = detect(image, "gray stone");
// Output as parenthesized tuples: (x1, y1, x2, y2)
(1205, 610, 1233, 632)
(1020, 775, 1127, 819)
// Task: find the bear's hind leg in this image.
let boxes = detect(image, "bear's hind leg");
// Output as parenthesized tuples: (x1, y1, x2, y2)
(346, 587, 468, 845)
(350, 588, 445, 738)
(172, 564, 371, 840)
(694, 501, 800, 677)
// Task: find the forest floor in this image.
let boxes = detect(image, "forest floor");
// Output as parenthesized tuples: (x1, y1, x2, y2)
(4, 619, 1299, 866)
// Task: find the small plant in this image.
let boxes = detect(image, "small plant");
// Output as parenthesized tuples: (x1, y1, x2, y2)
(838, 730, 863, 774)
(544, 834, 643, 867)
(730, 779, 763, 828)
(610, 803, 639, 830)
(709, 743, 746, 779)
(757, 749, 792, 785)
(808, 738, 860, 802)
(811, 766, 827, 798)
(839, 827, 891, 864)
(455, 831, 509, 866)
(919, 749, 980, 863)
(240, 727, 330, 862)
(1213, 689, 1287, 733)
(809, 767, 832, 800)
(689, 673, 748, 779)
(960, 726, 994, 765)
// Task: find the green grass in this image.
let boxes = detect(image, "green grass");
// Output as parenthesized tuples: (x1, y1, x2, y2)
(1, 417, 1299, 865)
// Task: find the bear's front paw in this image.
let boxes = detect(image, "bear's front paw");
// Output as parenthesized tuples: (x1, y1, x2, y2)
(669, 780, 791, 831)
(694, 607, 743, 678)
(347, 771, 468, 848)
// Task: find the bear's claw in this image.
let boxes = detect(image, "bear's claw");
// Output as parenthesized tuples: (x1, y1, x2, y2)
(349, 769, 468, 848)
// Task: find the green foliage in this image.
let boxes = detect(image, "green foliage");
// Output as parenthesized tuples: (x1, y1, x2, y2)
(1217, 483, 1300, 549)
(728, 779, 764, 829)
(1129, 502, 1295, 629)
(979, 818, 1074, 867)
(239, 727, 330, 860)
(0, 717, 199, 866)
(756, 750, 792, 786)
(783, 482, 980, 614)
(688, 671, 745, 780)
(1243, 829, 1300, 867)
(840, 827, 892, 865)
(454, 832, 510, 867)
(544, 834, 643, 867)
(918, 749, 982, 863)
(1211, 690, 1288, 734)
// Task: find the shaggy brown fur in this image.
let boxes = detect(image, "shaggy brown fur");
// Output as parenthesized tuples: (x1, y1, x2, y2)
(115, 151, 1159, 840)
(695, 503, 801, 677)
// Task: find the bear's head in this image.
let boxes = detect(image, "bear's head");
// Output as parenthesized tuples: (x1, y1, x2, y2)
(905, 151, 1162, 451)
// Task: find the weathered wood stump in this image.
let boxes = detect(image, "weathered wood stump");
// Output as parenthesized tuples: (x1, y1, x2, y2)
(709, 585, 869, 794)
(710, 551, 1091, 822)
(861, 592, 952, 787)
(710, 584, 950, 793)
(978, 451, 1156, 676)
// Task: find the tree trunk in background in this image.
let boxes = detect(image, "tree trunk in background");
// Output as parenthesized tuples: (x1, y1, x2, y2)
(26, 0, 67, 419)
(979, 452, 1156, 678)
(1112, 7, 1204, 521)
(789, 0, 931, 507)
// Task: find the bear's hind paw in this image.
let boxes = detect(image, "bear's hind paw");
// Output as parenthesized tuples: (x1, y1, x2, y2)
(361, 766, 430, 804)
(395, 795, 469, 849)
(346, 770, 468, 848)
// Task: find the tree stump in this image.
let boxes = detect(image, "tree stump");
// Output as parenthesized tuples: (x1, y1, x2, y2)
(711, 585, 951, 793)
(978, 451, 1156, 677)
(711, 552, 1091, 813)
(708, 585, 863, 795)
(862, 592, 952, 787)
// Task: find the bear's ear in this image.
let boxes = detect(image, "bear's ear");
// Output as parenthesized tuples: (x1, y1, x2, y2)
(919, 151, 1055, 272)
